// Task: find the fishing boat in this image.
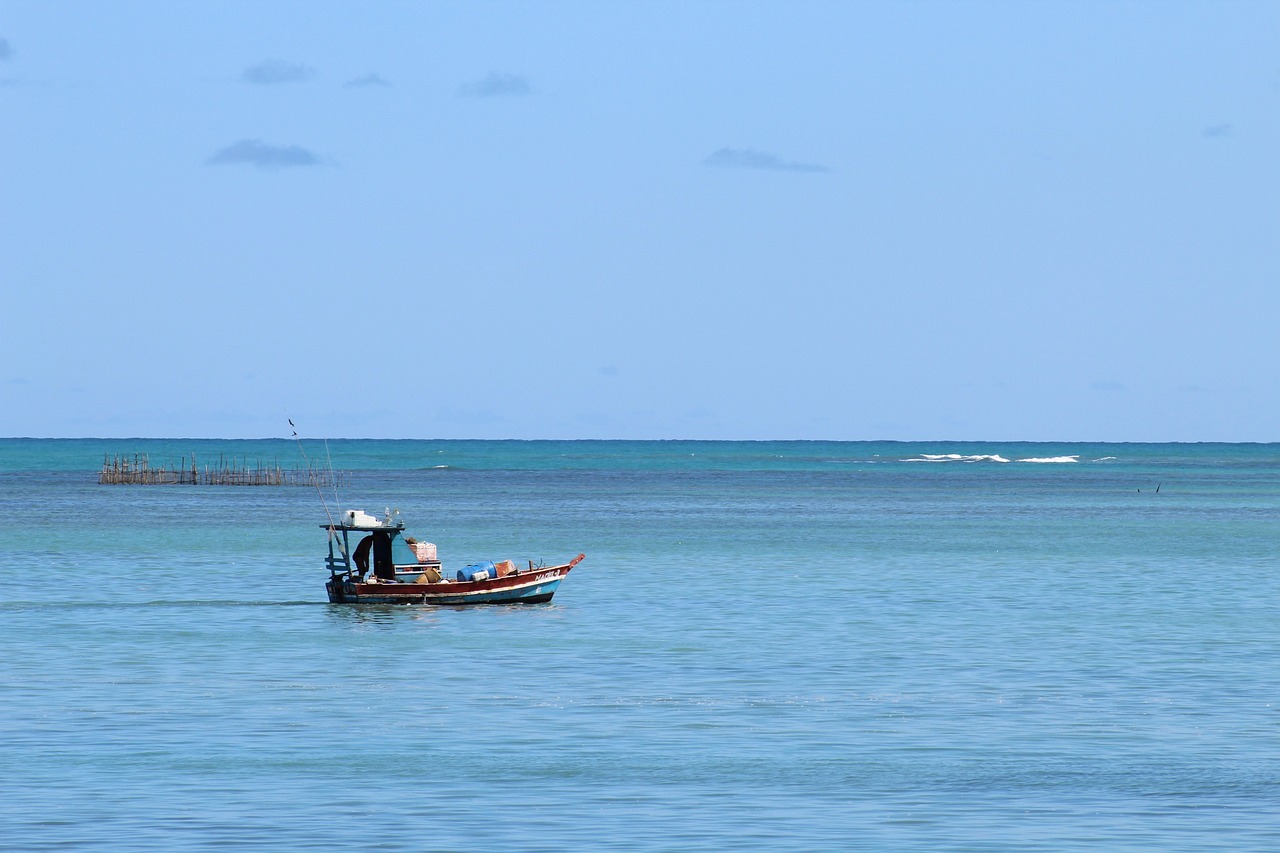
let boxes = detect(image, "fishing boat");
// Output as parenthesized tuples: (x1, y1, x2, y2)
(322, 508, 584, 605)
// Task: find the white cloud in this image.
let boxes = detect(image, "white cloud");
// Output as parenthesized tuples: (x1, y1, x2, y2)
(345, 73, 391, 88)
(703, 147, 828, 173)
(206, 139, 321, 169)
(243, 60, 315, 85)
(458, 72, 531, 98)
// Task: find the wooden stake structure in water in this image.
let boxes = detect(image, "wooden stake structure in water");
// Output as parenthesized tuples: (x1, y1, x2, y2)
(99, 452, 347, 487)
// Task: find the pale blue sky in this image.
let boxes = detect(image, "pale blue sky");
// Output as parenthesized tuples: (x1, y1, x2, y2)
(2, 1, 1277, 440)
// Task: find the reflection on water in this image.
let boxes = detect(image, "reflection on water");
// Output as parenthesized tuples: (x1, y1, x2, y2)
(322, 600, 569, 628)
(323, 601, 439, 627)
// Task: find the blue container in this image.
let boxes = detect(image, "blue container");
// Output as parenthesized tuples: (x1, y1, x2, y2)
(457, 561, 495, 582)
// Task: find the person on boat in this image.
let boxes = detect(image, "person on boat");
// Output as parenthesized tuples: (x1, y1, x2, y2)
(353, 532, 395, 581)
(370, 531, 395, 581)
(353, 534, 374, 577)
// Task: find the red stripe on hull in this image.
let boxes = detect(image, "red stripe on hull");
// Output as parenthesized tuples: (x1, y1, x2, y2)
(328, 560, 578, 605)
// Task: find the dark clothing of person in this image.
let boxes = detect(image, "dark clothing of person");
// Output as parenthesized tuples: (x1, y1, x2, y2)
(371, 531, 394, 580)
(353, 535, 373, 574)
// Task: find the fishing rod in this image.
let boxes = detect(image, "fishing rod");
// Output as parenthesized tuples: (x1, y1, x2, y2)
(323, 436, 341, 519)
(290, 419, 341, 537)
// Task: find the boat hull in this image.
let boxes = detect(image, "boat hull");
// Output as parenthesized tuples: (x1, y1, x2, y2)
(326, 560, 577, 605)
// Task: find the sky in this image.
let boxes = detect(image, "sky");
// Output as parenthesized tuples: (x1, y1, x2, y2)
(1, 0, 1277, 441)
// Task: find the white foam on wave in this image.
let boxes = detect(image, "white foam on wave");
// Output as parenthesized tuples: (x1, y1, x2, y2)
(1016, 456, 1079, 464)
(904, 454, 1011, 463)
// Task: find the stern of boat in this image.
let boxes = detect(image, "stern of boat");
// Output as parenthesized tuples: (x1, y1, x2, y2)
(325, 576, 347, 603)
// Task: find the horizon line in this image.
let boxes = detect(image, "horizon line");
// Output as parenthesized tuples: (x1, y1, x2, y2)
(2, 436, 1276, 445)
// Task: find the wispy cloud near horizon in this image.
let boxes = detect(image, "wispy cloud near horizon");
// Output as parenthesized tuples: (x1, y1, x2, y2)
(345, 73, 391, 88)
(458, 72, 531, 98)
(206, 139, 321, 169)
(703, 147, 829, 173)
(243, 60, 315, 85)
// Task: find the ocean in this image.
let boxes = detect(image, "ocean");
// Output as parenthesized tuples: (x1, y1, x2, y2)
(1, 439, 1277, 851)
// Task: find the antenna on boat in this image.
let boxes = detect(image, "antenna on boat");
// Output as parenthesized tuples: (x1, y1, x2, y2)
(290, 419, 339, 532)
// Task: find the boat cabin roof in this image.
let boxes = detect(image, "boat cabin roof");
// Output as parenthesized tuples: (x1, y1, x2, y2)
(324, 509, 405, 534)
(322, 523, 405, 533)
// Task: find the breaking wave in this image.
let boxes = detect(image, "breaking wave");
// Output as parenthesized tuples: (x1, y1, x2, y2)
(904, 454, 1011, 463)
(902, 453, 1084, 465)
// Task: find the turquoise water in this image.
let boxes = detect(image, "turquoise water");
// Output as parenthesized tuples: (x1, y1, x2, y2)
(1, 440, 1278, 850)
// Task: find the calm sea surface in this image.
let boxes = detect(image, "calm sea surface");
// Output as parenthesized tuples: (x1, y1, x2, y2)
(1, 439, 1278, 851)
